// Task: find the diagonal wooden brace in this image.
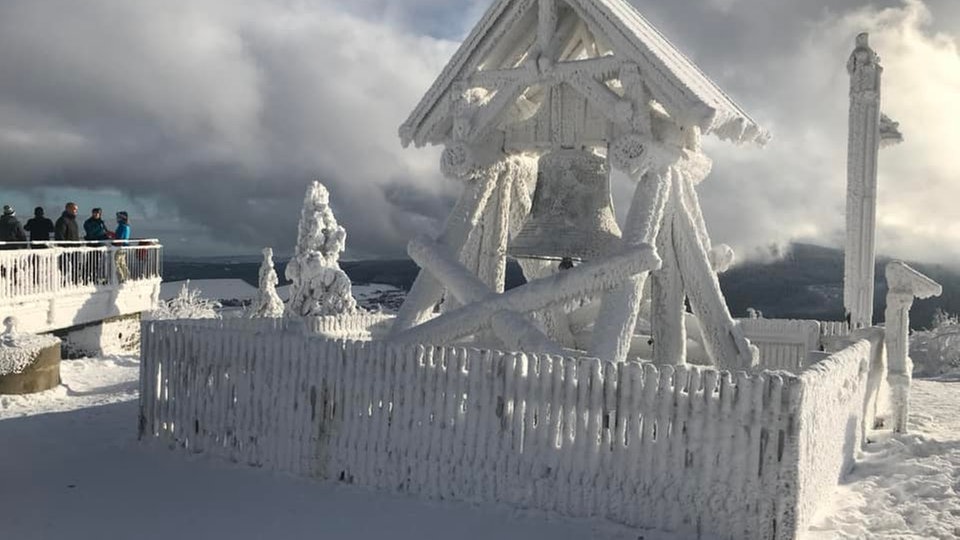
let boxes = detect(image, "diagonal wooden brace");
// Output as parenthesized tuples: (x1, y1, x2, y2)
(406, 236, 565, 356)
(392, 245, 662, 348)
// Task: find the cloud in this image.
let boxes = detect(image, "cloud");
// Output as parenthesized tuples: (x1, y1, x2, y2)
(0, 0, 460, 257)
(0, 0, 957, 267)
(688, 0, 960, 266)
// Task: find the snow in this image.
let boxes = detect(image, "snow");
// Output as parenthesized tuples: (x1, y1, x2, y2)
(806, 379, 960, 539)
(0, 332, 60, 375)
(285, 181, 357, 317)
(149, 281, 220, 320)
(159, 279, 257, 302)
(0, 356, 646, 540)
(1, 352, 958, 539)
(248, 247, 284, 318)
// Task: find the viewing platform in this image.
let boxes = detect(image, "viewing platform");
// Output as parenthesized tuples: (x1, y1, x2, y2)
(0, 240, 162, 335)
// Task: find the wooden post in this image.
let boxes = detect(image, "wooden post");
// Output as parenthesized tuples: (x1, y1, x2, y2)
(884, 261, 941, 433)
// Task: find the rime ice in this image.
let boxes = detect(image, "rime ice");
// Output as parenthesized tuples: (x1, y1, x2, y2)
(285, 181, 357, 318)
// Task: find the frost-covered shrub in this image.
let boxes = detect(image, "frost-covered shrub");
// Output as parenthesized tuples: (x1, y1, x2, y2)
(147, 282, 221, 320)
(248, 248, 285, 318)
(285, 181, 357, 318)
(909, 309, 960, 377)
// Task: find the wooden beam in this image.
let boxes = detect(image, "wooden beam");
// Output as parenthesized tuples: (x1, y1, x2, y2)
(468, 65, 531, 89)
(407, 236, 564, 356)
(553, 56, 622, 80)
(589, 167, 673, 363)
(392, 245, 662, 347)
(468, 80, 529, 142)
(566, 70, 631, 126)
(390, 167, 501, 335)
(537, 0, 557, 55)
(673, 176, 756, 370)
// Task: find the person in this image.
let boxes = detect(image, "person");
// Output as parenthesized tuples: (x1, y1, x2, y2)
(83, 207, 110, 242)
(81, 207, 112, 285)
(114, 211, 130, 241)
(113, 211, 131, 282)
(55, 203, 83, 285)
(24, 206, 55, 245)
(0, 205, 26, 284)
(55, 202, 80, 241)
(0, 205, 26, 249)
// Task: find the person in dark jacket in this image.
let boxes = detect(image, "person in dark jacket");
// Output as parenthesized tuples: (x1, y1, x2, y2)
(0, 205, 27, 285)
(54, 202, 81, 285)
(83, 207, 110, 242)
(55, 202, 80, 241)
(24, 207, 55, 245)
(0, 205, 27, 249)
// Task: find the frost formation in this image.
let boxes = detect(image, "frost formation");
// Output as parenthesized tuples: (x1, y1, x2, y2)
(148, 281, 221, 320)
(285, 181, 357, 318)
(248, 247, 285, 318)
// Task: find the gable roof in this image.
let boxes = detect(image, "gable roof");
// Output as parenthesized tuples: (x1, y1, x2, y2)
(400, 0, 767, 148)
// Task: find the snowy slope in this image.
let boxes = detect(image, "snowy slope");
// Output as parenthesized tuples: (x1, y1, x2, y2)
(160, 279, 258, 302)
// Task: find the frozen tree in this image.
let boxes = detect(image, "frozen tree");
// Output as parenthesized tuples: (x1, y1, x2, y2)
(148, 281, 221, 320)
(248, 248, 285, 318)
(910, 309, 960, 378)
(285, 181, 357, 318)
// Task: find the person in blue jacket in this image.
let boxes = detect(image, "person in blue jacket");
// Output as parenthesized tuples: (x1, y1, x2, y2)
(113, 211, 131, 282)
(115, 211, 130, 241)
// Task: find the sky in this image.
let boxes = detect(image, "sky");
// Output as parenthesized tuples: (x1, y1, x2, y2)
(0, 0, 957, 265)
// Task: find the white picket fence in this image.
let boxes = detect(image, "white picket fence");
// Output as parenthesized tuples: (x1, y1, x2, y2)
(139, 319, 880, 539)
(740, 318, 822, 372)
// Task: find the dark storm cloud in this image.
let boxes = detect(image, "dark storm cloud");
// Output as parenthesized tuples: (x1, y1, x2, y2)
(0, 0, 461, 257)
(0, 0, 957, 265)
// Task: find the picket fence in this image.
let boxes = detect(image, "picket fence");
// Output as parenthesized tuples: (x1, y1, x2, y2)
(139, 319, 878, 539)
(739, 318, 822, 373)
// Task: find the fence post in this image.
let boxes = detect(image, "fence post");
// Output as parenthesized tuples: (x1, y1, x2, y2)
(884, 262, 941, 433)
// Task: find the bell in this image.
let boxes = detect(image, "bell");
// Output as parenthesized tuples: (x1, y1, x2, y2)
(508, 149, 622, 261)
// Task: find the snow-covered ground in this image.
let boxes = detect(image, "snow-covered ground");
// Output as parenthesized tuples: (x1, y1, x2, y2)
(807, 379, 960, 539)
(0, 356, 641, 540)
(1, 354, 958, 539)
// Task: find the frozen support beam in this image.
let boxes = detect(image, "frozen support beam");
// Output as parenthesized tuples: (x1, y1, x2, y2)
(843, 33, 883, 329)
(590, 167, 672, 364)
(406, 236, 565, 356)
(392, 244, 661, 347)
(391, 159, 502, 335)
(884, 261, 941, 434)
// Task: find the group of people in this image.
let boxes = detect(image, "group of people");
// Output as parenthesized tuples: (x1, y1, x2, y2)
(0, 202, 131, 247)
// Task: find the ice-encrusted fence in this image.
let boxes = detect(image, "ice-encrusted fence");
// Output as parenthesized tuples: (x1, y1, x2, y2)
(740, 318, 822, 372)
(140, 319, 880, 539)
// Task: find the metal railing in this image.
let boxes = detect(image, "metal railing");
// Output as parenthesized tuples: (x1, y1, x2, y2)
(0, 240, 162, 300)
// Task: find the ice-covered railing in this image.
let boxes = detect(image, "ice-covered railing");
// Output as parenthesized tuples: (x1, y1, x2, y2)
(0, 240, 162, 300)
(139, 318, 887, 539)
(168, 313, 394, 341)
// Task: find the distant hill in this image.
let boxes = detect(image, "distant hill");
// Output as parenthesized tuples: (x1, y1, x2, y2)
(720, 243, 960, 329)
(163, 243, 960, 330)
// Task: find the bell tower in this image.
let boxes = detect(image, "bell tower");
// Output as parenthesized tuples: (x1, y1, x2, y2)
(392, 0, 768, 369)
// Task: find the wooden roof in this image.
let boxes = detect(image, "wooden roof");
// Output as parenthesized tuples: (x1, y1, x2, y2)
(400, 0, 767, 148)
